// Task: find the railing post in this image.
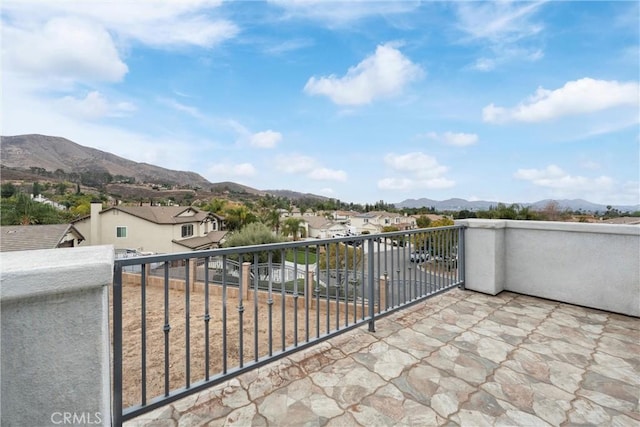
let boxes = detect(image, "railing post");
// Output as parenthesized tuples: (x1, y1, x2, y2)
(113, 262, 124, 426)
(458, 226, 466, 290)
(367, 239, 375, 332)
(379, 274, 388, 312)
(242, 262, 251, 300)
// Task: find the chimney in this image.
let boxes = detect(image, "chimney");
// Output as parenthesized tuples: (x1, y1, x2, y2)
(90, 200, 103, 245)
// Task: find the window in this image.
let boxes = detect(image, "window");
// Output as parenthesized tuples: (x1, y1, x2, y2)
(181, 224, 194, 238)
(116, 226, 127, 238)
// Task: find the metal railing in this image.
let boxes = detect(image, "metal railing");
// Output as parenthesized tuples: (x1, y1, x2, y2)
(112, 226, 465, 425)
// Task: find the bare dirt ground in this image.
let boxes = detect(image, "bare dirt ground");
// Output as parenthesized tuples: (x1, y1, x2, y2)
(114, 284, 342, 408)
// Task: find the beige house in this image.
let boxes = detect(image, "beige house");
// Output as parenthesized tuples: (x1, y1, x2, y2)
(349, 211, 417, 234)
(72, 203, 227, 254)
(301, 216, 348, 239)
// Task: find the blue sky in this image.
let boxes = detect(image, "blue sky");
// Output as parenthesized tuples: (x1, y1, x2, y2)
(2, 1, 639, 206)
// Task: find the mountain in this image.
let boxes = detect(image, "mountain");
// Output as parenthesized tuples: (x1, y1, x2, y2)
(265, 189, 329, 201)
(1, 134, 214, 188)
(395, 197, 639, 213)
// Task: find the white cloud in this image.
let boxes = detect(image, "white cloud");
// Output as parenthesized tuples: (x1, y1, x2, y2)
(319, 187, 334, 195)
(484, 78, 640, 123)
(512, 164, 635, 203)
(427, 131, 479, 147)
(304, 43, 424, 105)
(250, 130, 282, 148)
(208, 162, 256, 177)
(378, 152, 455, 191)
(308, 168, 347, 182)
(57, 91, 136, 120)
(455, 1, 546, 70)
(3, 17, 128, 83)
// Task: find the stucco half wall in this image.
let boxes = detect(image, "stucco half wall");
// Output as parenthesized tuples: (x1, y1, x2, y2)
(456, 219, 640, 317)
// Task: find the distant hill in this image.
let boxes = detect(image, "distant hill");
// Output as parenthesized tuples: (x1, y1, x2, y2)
(265, 189, 329, 201)
(395, 197, 639, 213)
(1, 134, 214, 188)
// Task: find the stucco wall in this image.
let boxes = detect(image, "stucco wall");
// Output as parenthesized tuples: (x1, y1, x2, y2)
(0, 246, 114, 427)
(457, 219, 640, 317)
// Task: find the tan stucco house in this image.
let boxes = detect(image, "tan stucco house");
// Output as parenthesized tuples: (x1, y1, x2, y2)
(0, 224, 85, 252)
(72, 203, 227, 254)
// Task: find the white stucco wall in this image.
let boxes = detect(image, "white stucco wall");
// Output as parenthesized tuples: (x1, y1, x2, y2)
(0, 245, 114, 427)
(457, 219, 640, 317)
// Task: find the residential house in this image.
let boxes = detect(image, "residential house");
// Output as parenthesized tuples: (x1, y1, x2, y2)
(0, 224, 85, 252)
(349, 211, 417, 234)
(72, 202, 226, 254)
(301, 216, 348, 239)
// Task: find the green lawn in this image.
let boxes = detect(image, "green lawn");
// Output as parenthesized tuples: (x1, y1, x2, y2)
(284, 248, 317, 264)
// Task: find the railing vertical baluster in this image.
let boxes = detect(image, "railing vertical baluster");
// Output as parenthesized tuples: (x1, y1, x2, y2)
(267, 251, 274, 357)
(222, 256, 228, 374)
(335, 243, 340, 330)
(113, 263, 123, 427)
(238, 255, 244, 368)
(185, 259, 190, 389)
(293, 249, 299, 347)
(315, 246, 321, 339)
(281, 250, 286, 352)
(253, 253, 259, 362)
(359, 243, 364, 320)
(367, 239, 375, 332)
(389, 238, 395, 308)
(304, 246, 309, 343)
(344, 243, 349, 327)
(459, 226, 466, 289)
(325, 243, 330, 336)
(141, 263, 147, 406)
(163, 261, 170, 396)
(204, 256, 210, 381)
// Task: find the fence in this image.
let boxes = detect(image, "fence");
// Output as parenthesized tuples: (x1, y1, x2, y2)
(112, 226, 465, 425)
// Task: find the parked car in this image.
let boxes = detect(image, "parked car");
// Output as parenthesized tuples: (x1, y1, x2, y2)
(410, 250, 429, 262)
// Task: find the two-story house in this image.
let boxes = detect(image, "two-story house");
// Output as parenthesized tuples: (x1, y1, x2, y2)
(72, 202, 227, 254)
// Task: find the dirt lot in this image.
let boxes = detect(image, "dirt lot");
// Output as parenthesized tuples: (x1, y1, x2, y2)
(116, 283, 348, 408)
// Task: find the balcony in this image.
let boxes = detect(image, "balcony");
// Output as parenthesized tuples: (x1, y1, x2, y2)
(1, 220, 638, 426)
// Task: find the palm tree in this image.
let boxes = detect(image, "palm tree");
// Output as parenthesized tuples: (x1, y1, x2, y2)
(281, 217, 305, 241)
(263, 208, 281, 234)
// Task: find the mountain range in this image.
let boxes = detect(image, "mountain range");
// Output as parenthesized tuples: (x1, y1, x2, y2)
(1, 134, 637, 212)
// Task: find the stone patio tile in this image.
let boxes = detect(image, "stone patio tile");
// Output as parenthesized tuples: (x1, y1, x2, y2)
(344, 383, 445, 427)
(307, 356, 387, 409)
(457, 390, 553, 427)
(500, 300, 553, 319)
(481, 366, 574, 426)
(351, 340, 418, 381)
(520, 332, 594, 368)
(470, 318, 530, 346)
(409, 317, 466, 343)
(391, 362, 476, 418)
(608, 313, 640, 331)
(423, 305, 488, 330)
(125, 405, 177, 427)
(567, 397, 639, 426)
(238, 358, 306, 401)
(534, 318, 601, 350)
(254, 377, 342, 426)
(546, 309, 606, 334)
(502, 347, 585, 394)
(178, 378, 250, 422)
(450, 330, 515, 364)
(206, 403, 262, 427)
(461, 291, 515, 309)
(577, 370, 640, 414)
(588, 351, 640, 386)
(603, 322, 640, 345)
(422, 344, 498, 386)
(483, 309, 543, 333)
(598, 334, 640, 360)
(325, 326, 380, 353)
(382, 325, 445, 359)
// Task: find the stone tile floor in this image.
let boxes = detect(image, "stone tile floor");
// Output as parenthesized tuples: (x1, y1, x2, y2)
(125, 289, 640, 426)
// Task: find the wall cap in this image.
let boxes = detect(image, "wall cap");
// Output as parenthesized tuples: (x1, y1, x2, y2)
(456, 219, 640, 236)
(0, 245, 114, 302)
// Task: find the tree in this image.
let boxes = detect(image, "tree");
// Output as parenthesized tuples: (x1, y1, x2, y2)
(319, 242, 363, 270)
(282, 217, 305, 241)
(1, 183, 17, 198)
(32, 181, 42, 197)
(416, 215, 431, 228)
(223, 222, 284, 263)
(224, 205, 257, 232)
(262, 208, 281, 234)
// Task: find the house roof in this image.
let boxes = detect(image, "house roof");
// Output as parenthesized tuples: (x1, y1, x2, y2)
(302, 216, 333, 229)
(173, 231, 228, 250)
(0, 224, 85, 252)
(102, 206, 218, 225)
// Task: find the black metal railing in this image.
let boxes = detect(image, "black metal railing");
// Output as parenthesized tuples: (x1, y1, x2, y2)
(112, 226, 465, 425)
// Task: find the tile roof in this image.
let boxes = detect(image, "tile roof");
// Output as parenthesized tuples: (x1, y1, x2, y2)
(103, 206, 215, 225)
(173, 231, 228, 250)
(0, 224, 85, 252)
